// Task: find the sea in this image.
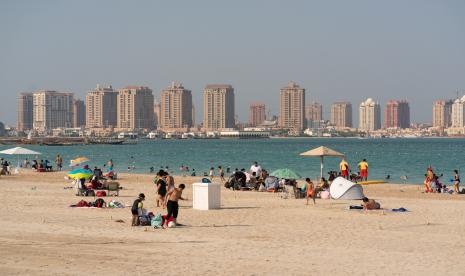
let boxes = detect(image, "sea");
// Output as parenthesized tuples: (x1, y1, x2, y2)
(2, 137, 464, 184)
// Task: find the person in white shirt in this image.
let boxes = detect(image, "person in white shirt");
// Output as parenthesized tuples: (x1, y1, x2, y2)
(250, 162, 262, 178)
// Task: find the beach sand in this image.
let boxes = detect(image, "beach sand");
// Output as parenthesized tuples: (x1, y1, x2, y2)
(1, 170, 465, 275)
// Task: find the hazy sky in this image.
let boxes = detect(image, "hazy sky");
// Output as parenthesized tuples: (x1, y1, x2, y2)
(1, 0, 464, 125)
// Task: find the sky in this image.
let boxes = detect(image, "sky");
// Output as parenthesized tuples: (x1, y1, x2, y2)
(1, 0, 464, 126)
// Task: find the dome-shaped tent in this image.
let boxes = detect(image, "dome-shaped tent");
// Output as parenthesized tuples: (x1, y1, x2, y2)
(330, 177, 365, 200)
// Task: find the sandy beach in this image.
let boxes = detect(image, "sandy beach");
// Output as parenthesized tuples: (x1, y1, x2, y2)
(1, 170, 465, 275)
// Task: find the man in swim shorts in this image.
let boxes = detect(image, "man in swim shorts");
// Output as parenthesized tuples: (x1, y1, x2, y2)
(164, 184, 186, 226)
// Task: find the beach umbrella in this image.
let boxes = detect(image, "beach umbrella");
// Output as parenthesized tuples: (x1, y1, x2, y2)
(67, 168, 94, 180)
(270, 168, 302, 179)
(299, 146, 345, 180)
(69, 156, 90, 167)
(0, 147, 41, 170)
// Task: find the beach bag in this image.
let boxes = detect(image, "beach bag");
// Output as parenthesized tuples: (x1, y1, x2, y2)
(76, 200, 89, 207)
(151, 214, 163, 228)
(96, 191, 106, 197)
(94, 198, 105, 208)
(85, 190, 95, 197)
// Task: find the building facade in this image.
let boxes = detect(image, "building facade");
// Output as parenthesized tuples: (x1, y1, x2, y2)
(451, 96, 465, 128)
(433, 100, 453, 128)
(330, 102, 352, 128)
(32, 90, 74, 131)
(249, 103, 266, 127)
(306, 101, 323, 129)
(160, 82, 193, 130)
(385, 100, 410, 129)
(279, 81, 306, 131)
(86, 85, 118, 128)
(203, 84, 235, 130)
(117, 86, 154, 130)
(17, 92, 34, 131)
(73, 99, 86, 128)
(359, 98, 381, 132)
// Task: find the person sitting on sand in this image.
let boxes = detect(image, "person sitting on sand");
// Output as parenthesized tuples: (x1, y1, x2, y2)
(131, 193, 145, 226)
(362, 197, 381, 210)
(164, 184, 186, 226)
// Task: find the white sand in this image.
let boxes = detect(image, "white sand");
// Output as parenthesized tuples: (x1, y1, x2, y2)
(1, 171, 465, 275)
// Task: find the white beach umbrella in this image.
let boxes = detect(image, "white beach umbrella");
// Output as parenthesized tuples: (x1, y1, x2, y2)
(0, 147, 41, 172)
(299, 146, 345, 180)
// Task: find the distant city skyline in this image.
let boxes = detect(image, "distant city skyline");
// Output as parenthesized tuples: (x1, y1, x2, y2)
(2, 1, 465, 125)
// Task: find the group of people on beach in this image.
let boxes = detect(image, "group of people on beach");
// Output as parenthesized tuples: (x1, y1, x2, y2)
(131, 169, 187, 227)
(339, 158, 369, 182)
(423, 166, 462, 194)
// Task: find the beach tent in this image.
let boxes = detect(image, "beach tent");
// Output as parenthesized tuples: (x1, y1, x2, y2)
(0, 147, 41, 171)
(299, 146, 345, 179)
(330, 177, 365, 200)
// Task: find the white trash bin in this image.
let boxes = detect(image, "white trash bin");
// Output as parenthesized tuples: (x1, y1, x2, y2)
(192, 182, 221, 210)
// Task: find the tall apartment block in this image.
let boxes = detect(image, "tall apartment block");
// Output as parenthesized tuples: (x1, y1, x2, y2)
(160, 82, 193, 130)
(249, 103, 266, 127)
(359, 98, 381, 132)
(330, 102, 352, 128)
(86, 85, 118, 128)
(385, 100, 410, 129)
(451, 96, 465, 128)
(32, 90, 74, 131)
(17, 92, 34, 131)
(306, 101, 322, 129)
(117, 86, 154, 130)
(433, 100, 453, 128)
(279, 81, 305, 131)
(73, 99, 86, 128)
(203, 84, 235, 130)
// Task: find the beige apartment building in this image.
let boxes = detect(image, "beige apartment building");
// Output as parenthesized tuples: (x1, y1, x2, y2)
(249, 103, 266, 127)
(117, 86, 154, 130)
(32, 90, 74, 131)
(330, 102, 352, 128)
(451, 96, 465, 128)
(17, 92, 34, 131)
(72, 99, 86, 128)
(160, 82, 193, 130)
(433, 100, 453, 128)
(203, 84, 235, 130)
(279, 81, 305, 131)
(359, 98, 381, 132)
(86, 85, 118, 128)
(306, 101, 322, 128)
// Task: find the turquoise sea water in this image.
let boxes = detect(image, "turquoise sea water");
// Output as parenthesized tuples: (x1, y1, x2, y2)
(1, 138, 465, 184)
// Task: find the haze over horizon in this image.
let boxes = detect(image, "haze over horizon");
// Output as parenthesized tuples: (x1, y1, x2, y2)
(1, 0, 464, 126)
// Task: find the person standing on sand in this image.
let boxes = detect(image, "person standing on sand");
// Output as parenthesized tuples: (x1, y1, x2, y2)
(305, 178, 316, 206)
(164, 184, 186, 226)
(358, 159, 369, 181)
(218, 166, 225, 183)
(339, 158, 349, 179)
(155, 170, 167, 208)
(209, 167, 214, 180)
(55, 155, 62, 171)
(453, 169, 460, 194)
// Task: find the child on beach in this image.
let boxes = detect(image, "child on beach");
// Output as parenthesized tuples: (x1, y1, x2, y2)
(305, 178, 316, 206)
(164, 184, 186, 226)
(218, 166, 225, 183)
(131, 193, 145, 226)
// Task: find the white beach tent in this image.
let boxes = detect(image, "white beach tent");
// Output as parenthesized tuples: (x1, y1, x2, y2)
(330, 177, 365, 200)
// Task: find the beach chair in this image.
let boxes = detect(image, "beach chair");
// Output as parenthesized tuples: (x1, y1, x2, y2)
(105, 181, 121, 196)
(292, 183, 306, 199)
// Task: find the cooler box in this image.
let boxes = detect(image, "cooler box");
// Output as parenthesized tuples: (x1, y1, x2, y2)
(192, 183, 221, 210)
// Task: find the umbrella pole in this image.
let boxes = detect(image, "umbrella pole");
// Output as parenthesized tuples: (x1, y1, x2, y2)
(320, 156, 324, 181)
